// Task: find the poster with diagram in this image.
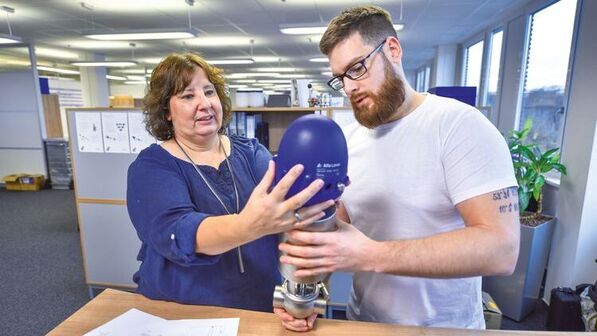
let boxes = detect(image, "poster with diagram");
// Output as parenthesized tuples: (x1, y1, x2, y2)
(127, 112, 156, 154)
(101, 112, 130, 153)
(75, 112, 104, 153)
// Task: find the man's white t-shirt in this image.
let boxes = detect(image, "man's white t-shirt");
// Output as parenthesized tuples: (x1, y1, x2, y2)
(342, 94, 517, 328)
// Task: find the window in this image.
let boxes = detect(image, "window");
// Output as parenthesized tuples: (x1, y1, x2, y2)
(519, 0, 577, 150)
(484, 30, 503, 116)
(464, 40, 484, 104)
(415, 65, 431, 92)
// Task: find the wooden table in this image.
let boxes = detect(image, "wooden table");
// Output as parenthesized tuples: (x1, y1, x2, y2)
(48, 289, 582, 335)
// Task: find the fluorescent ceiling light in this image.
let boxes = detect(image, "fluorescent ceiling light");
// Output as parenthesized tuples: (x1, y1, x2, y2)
(106, 75, 127, 80)
(254, 67, 296, 72)
(127, 75, 146, 81)
(207, 59, 254, 65)
(259, 79, 292, 83)
(278, 74, 308, 78)
(85, 28, 198, 41)
(253, 83, 271, 87)
(281, 24, 404, 35)
(280, 26, 327, 35)
(0, 33, 22, 44)
(321, 71, 332, 76)
(309, 58, 328, 63)
(35, 47, 78, 59)
(226, 72, 280, 78)
(228, 84, 248, 88)
(124, 81, 147, 85)
(37, 66, 80, 75)
(234, 79, 256, 83)
(252, 56, 283, 63)
(192, 36, 254, 47)
(71, 61, 137, 67)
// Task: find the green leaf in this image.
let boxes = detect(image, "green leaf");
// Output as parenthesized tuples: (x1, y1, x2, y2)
(541, 148, 560, 161)
(519, 146, 537, 163)
(553, 163, 567, 175)
(519, 190, 531, 212)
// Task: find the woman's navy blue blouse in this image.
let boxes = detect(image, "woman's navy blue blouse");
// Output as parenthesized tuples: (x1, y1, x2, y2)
(126, 136, 279, 312)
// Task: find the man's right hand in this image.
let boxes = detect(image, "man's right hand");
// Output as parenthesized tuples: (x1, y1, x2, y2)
(273, 307, 318, 332)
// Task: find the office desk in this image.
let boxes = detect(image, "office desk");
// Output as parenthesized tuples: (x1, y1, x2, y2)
(48, 288, 578, 335)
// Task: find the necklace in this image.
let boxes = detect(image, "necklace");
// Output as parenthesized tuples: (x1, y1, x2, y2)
(174, 136, 245, 274)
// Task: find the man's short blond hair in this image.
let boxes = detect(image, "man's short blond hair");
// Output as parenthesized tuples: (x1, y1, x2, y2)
(320, 5, 397, 55)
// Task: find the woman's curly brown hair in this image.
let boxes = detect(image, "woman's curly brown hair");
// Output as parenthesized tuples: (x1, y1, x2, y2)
(143, 52, 231, 141)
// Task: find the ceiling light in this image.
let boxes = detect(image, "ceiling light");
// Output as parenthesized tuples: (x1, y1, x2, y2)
(35, 47, 79, 59)
(126, 75, 146, 81)
(0, 33, 22, 44)
(281, 24, 404, 35)
(254, 67, 296, 72)
(259, 79, 292, 83)
(226, 72, 280, 78)
(192, 36, 254, 47)
(321, 71, 332, 76)
(252, 56, 283, 63)
(0, 6, 22, 44)
(124, 81, 147, 85)
(234, 79, 256, 83)
(280, 26, 327, 35)
(37, 66, 80, 75)
(84, 28, 199, 41)
(71, 61, 137, 67)
(309, 58, 328, 63)
(278, 74, 308, 78)
(228, 84, 248, 89)
(106, 75, 127, 80)
(207, 59, 254, 65)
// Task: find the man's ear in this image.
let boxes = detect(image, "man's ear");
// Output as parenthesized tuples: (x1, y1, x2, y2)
(385, 36, 403, 63)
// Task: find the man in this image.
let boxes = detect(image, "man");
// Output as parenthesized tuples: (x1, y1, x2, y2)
(275, 5, 520, 331)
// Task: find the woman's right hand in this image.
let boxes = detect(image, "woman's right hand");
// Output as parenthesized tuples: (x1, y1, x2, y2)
(239, 160, 334, 238)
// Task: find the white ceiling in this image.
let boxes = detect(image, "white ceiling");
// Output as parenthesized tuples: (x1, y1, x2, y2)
(0, 0, 531, 87)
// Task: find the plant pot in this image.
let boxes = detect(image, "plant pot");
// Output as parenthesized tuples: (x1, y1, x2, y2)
(482, 216, 556, 322)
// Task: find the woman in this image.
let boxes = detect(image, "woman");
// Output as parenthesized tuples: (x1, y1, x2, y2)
(126, 52, 333, 313)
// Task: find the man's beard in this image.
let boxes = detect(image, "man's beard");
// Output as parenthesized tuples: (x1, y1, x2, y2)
(350, 56, 406, 129)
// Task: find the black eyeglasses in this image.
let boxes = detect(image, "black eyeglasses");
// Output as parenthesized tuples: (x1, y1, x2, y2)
(327, 40, 386, 91)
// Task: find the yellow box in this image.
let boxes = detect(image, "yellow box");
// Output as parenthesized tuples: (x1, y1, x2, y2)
(483, 291, 503, 329)
(2, 174, 45, 191)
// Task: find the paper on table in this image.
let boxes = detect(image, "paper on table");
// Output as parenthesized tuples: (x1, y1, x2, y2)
(148, 318, 240, 336)
(84, 308, 240, 336)
(84, 308, 164, 336)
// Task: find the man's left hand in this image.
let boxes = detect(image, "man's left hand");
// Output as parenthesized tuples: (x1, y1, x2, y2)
(278, 219, 377, 277)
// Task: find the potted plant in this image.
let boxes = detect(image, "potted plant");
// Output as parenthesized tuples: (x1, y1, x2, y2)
(483, 119, 567, 322)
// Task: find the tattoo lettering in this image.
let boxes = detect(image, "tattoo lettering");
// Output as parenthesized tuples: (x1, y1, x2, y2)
(492, 187, 516, 201)
(499, 202, 520, 213)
